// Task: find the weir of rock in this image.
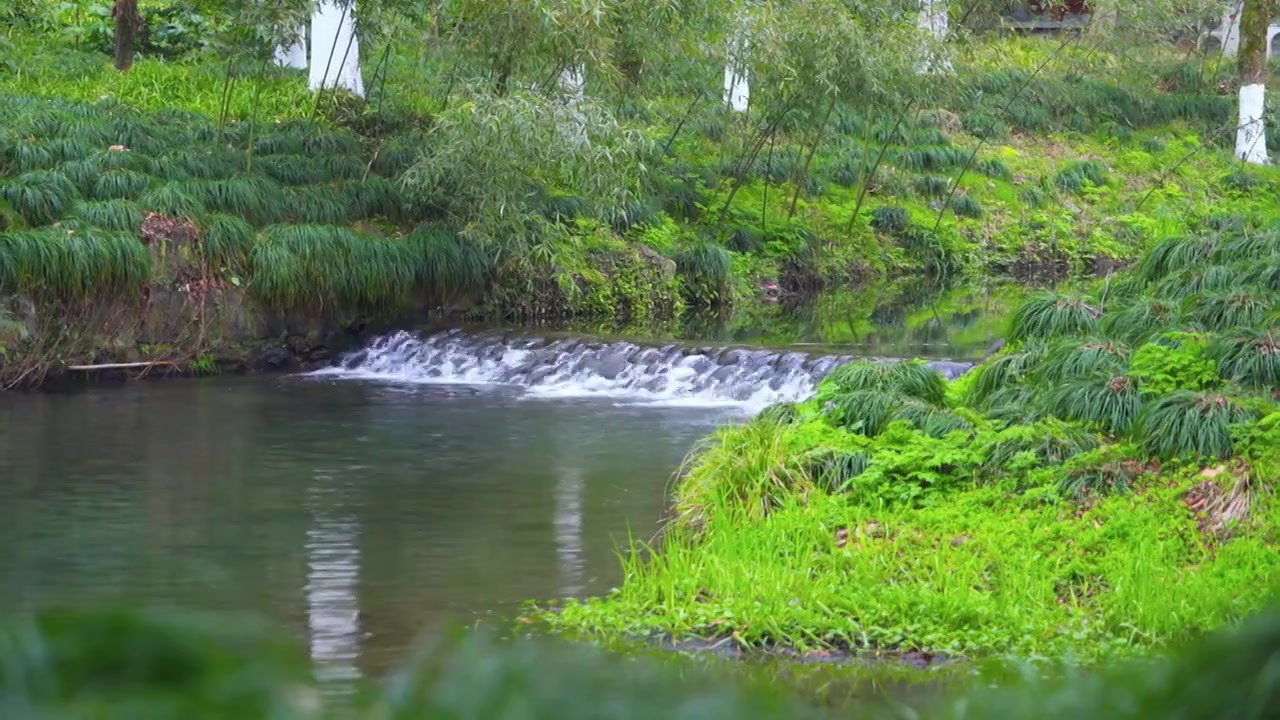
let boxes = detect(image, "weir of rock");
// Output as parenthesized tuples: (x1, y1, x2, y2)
(315, 329, 976, 410)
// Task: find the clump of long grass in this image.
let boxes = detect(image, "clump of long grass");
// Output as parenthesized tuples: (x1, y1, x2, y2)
(1099, 297, 1183, 343)
(1188, 290, 1272, 332)
(0, 170, 79, 226)
(1133, 391, 1258, 460)
(1034, 339, 1131, 384)
(966, 340, 1048, 409)
(826, 389, 904, 437)
(984, 418, 1099, 470)
(1008, 293, 1101, 343)
(1209, 329, 1280, 392)
(250, 224, 420, 314)
(283, 186, 350, 225)
(181, 177, 285, 227)
(671, 241, 730, 306)
(408, 224, 492, 307)
(1136, 235, 1218, 286)
(255, 155, 331, 186)
(139, 184, 207, 219)
(1047, 374, 1144, 435)
(67, 200, 141, 233)
(0, 226, 149, 298)
(344, 177, 408, 222)
(201, 214, 255, 271)
(91, 169, 151, 201)
(822, 360, 948, 406)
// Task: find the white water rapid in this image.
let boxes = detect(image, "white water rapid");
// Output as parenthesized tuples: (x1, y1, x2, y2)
(312, 330, 976, 412)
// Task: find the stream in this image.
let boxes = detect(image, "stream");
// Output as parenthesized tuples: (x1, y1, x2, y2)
(0, 286, 1007, 688)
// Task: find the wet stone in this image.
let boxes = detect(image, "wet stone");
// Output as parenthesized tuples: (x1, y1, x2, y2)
(710, 365, 739, 382)
(529, 365, 558, 384)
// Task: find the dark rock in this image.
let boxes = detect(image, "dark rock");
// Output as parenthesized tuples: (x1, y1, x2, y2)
(931, 361, 975, 380)
(597, 356, 629, 380)
(721, 349, 746, 366)
(257, 347, 297, 371)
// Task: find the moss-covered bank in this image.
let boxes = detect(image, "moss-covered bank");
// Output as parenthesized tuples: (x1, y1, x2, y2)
(535, 220, 1280, 662)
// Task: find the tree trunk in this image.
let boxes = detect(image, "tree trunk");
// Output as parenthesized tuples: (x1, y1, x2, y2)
(309, 0, 364, 97)
(274, 24, 308, 69)
(112, 0, 141, 72)
(916, 0, 952, 74)
(1235, 0, 1269, 165)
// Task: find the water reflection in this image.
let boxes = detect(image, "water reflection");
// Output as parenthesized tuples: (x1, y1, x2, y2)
(555, 466, 585, 598)
(305, 474, 363, 684)
(0, 378, 716, 677)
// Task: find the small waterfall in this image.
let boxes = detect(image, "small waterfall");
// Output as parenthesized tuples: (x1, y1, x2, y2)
(314, 330, 975, 411)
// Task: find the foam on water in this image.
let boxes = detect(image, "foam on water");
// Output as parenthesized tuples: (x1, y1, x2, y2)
(312, 330, 975, 412)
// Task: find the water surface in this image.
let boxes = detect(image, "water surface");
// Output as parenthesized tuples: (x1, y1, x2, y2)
(0, 375, 731, 680)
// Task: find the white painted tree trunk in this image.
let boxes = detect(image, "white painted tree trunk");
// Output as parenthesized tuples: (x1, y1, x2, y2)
(1220, 2, 1243, 57)
(558, 65, 586, 105)
(309, 1, 364, 97)
(916, 0, 952, 74)
(723, 51, 749, 112)
(1236, 83, 1269, 165)
(274, 25, 307, 69)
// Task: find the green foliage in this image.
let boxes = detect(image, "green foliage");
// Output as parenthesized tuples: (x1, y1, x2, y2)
(1128, 333, 1219, 396)
(139, 184, 206, 219)
(1054, 160, 1109, 195)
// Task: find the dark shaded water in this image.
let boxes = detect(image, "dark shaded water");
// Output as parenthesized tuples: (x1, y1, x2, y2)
(0, 375, 733, 680)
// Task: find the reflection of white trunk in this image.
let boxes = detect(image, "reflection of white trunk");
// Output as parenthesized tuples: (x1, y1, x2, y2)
(309, 1, 364, 96)
(554, 466, 585, 598)
(305, 476, 362, 685)
(274, 24, 307, 69)
(916, 0, 952, 74)
(1236, 83, 1269, 165)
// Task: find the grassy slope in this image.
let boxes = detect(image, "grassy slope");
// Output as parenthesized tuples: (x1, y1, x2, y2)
(537, 222, 1280, 661)
(4, 34, 1280, 313)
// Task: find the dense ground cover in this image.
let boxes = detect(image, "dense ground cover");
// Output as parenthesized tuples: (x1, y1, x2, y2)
(537, 220, 1280, 661)
(1, 604, 1278, 718)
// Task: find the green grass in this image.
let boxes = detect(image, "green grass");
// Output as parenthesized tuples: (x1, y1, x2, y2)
(536, 221, 1280, 660)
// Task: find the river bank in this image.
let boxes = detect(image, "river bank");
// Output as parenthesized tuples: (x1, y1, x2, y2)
(533, 220, 1280, 662)
(6, 32, 1280, 389)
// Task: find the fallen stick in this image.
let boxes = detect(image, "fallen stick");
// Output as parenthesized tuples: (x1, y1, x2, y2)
(65, 361, 180, 371)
